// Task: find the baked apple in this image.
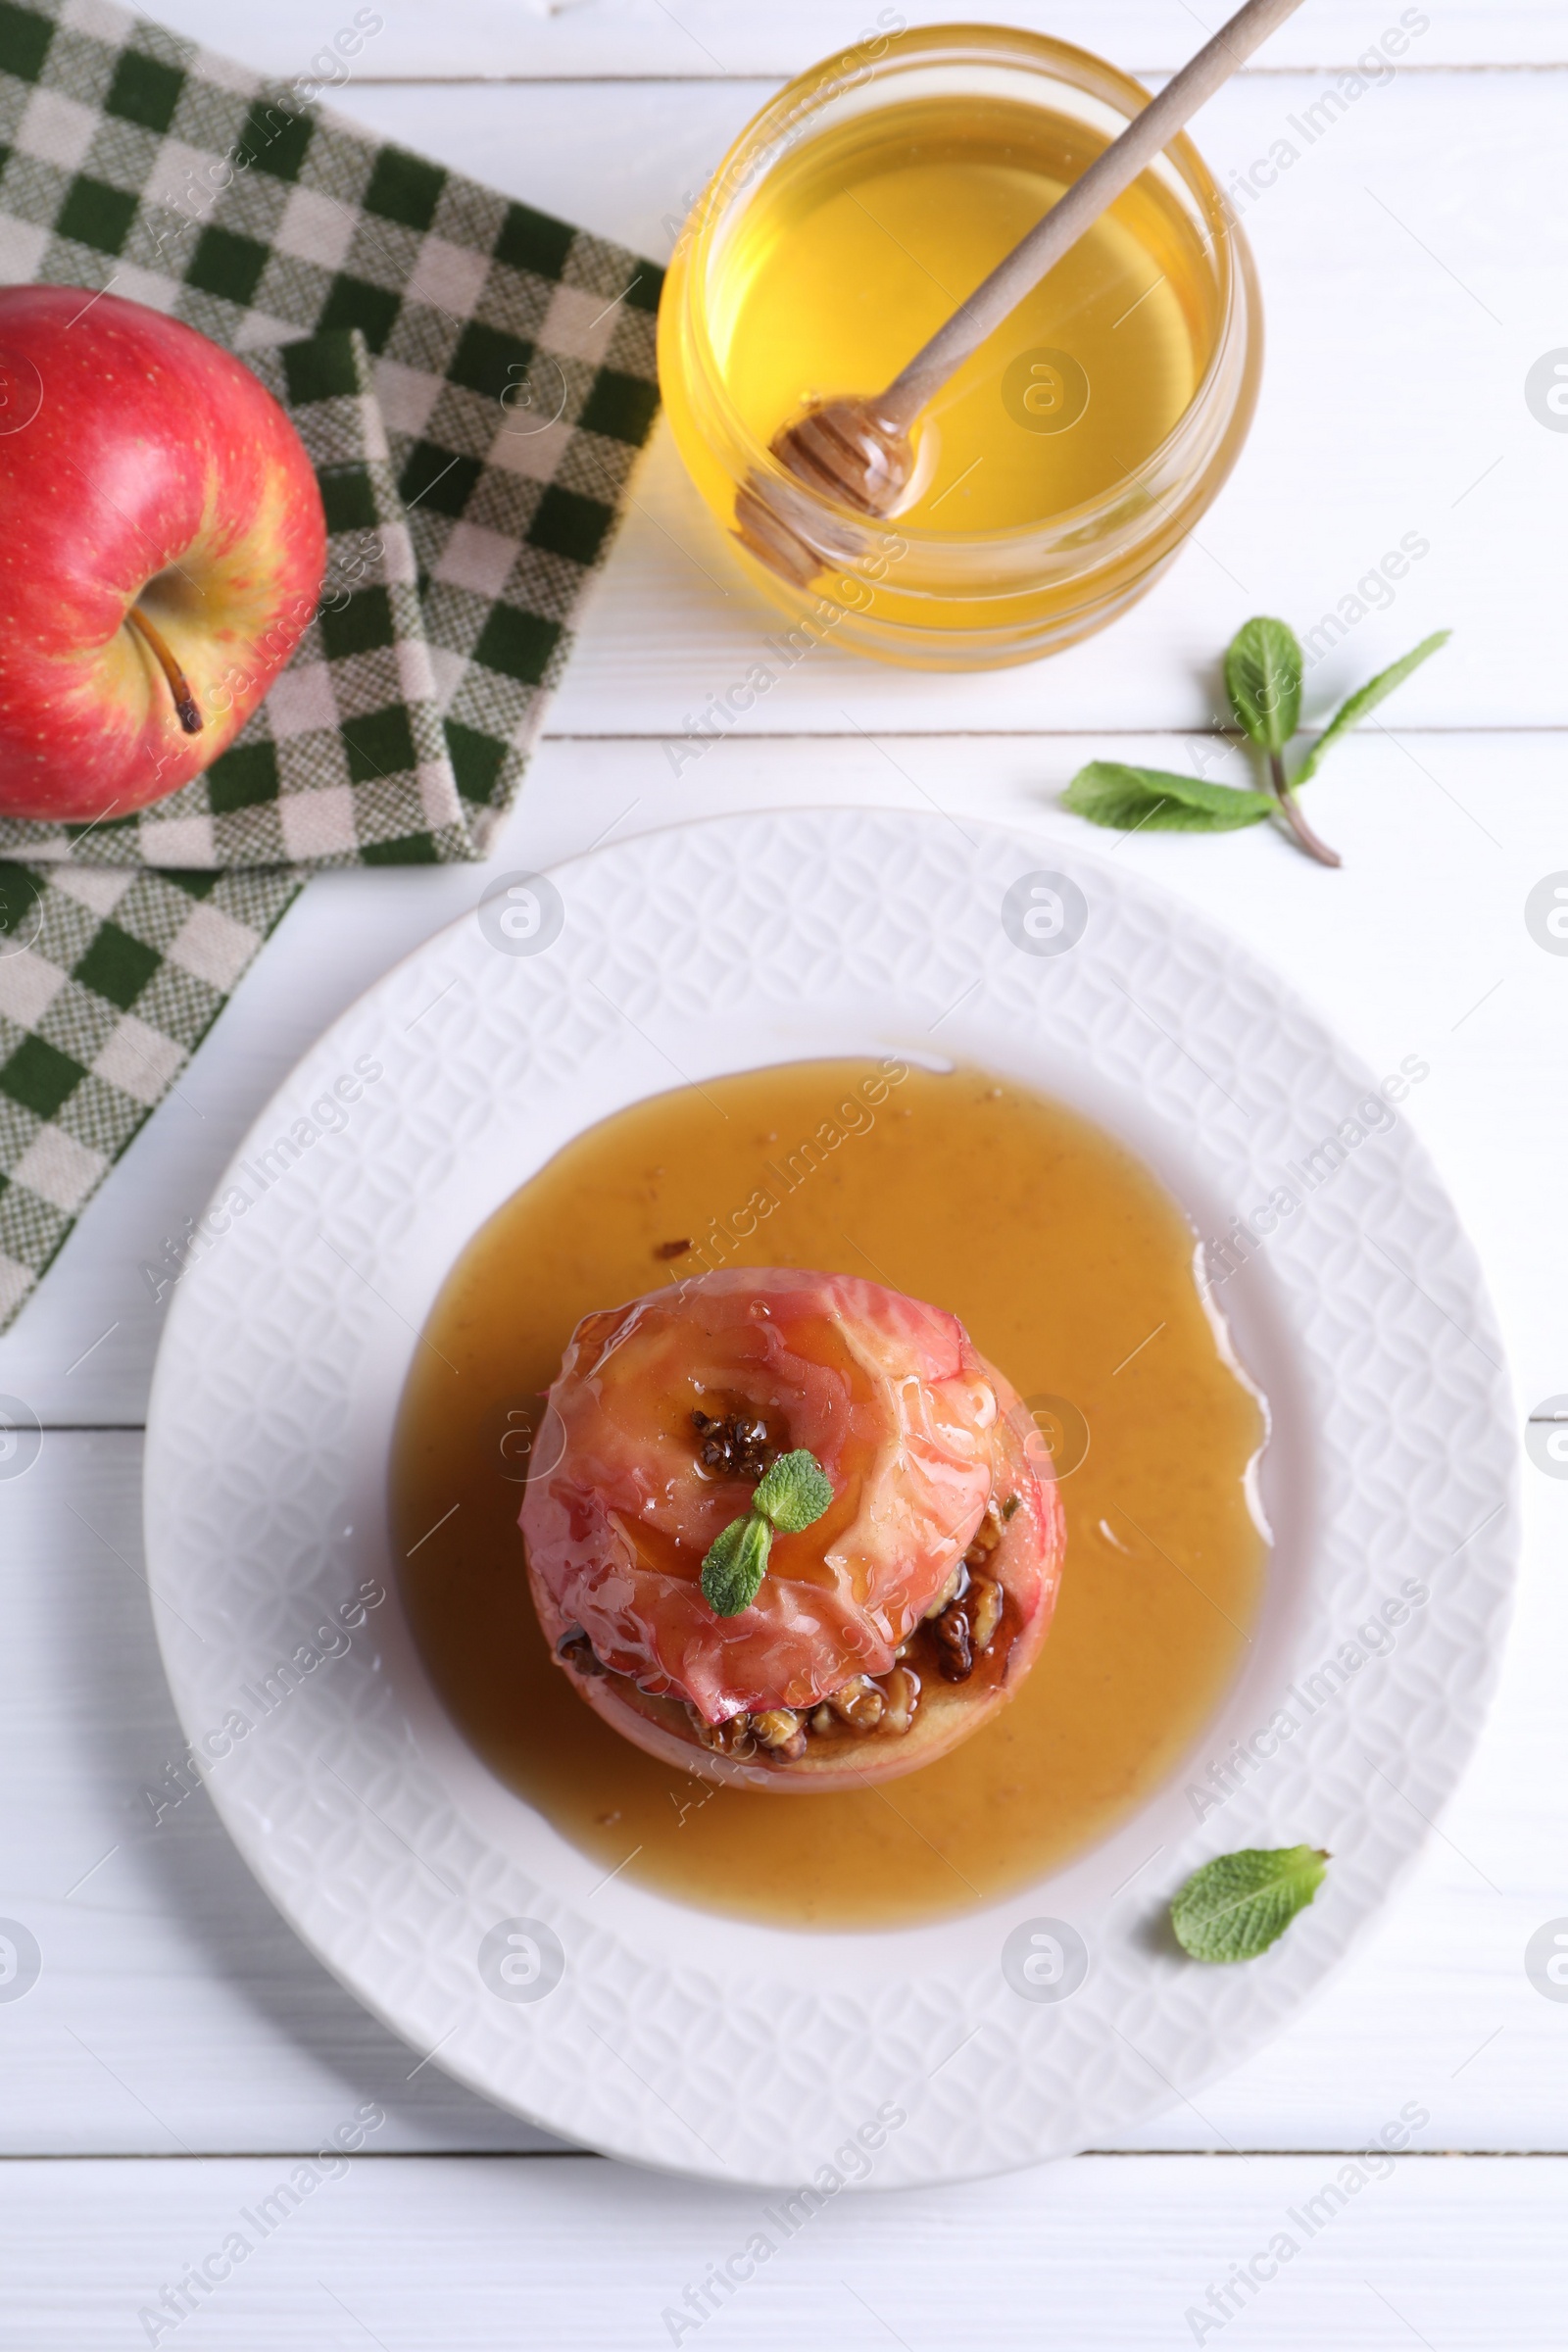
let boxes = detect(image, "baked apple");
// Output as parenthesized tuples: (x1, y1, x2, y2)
(520, 1266, 1065, 1789)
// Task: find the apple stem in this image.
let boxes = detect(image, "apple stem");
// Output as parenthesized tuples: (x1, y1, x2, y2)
(125, 606, 203, 736)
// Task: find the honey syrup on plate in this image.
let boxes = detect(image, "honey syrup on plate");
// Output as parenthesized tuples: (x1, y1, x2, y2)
(393, 1062, 1266, 1931)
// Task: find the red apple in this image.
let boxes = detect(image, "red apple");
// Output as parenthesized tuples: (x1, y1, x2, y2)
(0, 286, 327, 823)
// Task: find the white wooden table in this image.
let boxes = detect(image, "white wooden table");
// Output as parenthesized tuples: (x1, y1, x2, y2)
(4, 4, 1567, 2342)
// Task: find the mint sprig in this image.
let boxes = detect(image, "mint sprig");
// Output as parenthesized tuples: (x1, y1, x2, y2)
(1064, 618, 1449, 867)
(700, 1446, 833, 1616)
(1170, 1844, 1329, 1963)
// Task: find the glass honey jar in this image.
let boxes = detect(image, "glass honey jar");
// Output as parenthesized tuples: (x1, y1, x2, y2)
(658, 23, 1262, 668)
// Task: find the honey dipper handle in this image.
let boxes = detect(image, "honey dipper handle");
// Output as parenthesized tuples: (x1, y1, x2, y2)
(878, 0, 1308, 426)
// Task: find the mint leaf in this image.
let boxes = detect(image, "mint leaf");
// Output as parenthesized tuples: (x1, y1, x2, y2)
(1225, 617, 1303, 754)
(700, 1446, 834, 1613)
(1170, 1844, 1329, 1963)
(753, 1446, 833, 1533)
(700, 1513, 772, 1616)
(1064, 760, 1274, 835)
(1294, 630, 1450, 785)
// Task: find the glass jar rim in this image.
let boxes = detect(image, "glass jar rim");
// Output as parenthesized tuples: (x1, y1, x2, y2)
(676, 21, 1249, 556)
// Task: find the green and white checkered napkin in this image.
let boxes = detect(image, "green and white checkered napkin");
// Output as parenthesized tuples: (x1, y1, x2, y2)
(0, 0, 663, 1327)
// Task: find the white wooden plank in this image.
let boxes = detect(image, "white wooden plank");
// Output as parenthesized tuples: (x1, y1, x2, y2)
(145, 0, 1568, 77)
(3, 2152, 1567, 2348)
(0, 729, 1563, 1426)
(318, 71, 1566, 735)
(0, 1423, 1562, 2158)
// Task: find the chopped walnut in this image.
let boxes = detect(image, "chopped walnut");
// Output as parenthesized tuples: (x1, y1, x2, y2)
(752, 1707, 808, 1761)
(828, 1675, 886, 1731)
(686, 1703, 755, 1758)
(878, 1666, 921, 1736)
(964, 1514, 1003, 1572)
(922, 1557, 970, 1621)
(968, 1577, 1004, 1651)
(932, 1600, 974, 1682)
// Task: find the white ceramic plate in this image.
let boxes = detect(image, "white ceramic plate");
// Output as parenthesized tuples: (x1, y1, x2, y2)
(143, 808, 1518, 2188)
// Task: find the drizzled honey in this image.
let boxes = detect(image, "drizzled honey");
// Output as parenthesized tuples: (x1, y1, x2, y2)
(394, 1062, 1266, 1930)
